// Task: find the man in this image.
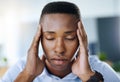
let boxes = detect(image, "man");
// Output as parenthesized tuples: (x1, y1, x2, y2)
(0, 1, 120, 82)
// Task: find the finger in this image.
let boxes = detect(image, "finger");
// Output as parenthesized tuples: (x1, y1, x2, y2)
(78, 21, 87, 38)
(77, 21, 88, 47)
(41, 55, 46, 64)
(80, 22, 86, 35)
(30, 25, 42, 49)
(77, 28, 87, 53)
(77, 21, 82, 38)
(77, 28, 83, 46)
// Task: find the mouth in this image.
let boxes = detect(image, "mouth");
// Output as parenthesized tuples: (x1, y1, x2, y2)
(51, 58, 68, 65)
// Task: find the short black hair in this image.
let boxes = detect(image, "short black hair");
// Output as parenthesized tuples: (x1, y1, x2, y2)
(40, 1, 80, 22)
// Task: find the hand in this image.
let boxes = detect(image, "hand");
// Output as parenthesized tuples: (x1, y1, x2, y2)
(15, 25, 45, 82)
(72, 21, 95, 82)
(23, 25, 45, 79)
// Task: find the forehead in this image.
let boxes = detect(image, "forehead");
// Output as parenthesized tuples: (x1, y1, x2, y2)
(41, 14, 78, 32)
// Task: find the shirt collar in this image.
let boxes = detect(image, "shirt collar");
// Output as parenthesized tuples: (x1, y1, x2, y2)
(38, 67, 78, 80)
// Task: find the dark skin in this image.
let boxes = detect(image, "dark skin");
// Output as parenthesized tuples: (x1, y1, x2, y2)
(14, 14, 95, 82)
(41, 14, 79, 78)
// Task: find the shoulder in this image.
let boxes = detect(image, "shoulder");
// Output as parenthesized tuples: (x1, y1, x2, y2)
(89, 55, 103, 67)
(89, 55, 120, 82)
(0, 58, 26, 82)
(88, 55, 114, 72)
(89, 55, 113, 71)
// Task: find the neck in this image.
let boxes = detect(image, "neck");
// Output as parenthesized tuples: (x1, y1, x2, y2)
(45, 60, 72, 78)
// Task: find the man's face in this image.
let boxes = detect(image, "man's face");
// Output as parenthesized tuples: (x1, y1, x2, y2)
(41, 14, 79, 71)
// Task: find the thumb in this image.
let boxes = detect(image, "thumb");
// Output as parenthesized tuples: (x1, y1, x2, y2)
(41, 54, 46, 64)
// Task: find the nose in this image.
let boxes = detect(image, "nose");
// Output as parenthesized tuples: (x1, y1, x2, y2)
(54, 38, 65, 55)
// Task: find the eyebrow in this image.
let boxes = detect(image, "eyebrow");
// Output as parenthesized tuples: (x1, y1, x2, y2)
(65, 31, 76, 34)
(43, 30, 76, 34)
(43, 31, 55, 34)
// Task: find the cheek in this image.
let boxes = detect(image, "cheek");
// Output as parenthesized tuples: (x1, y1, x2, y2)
(65, 40, 79, 58)
(41, 39, 55, 54)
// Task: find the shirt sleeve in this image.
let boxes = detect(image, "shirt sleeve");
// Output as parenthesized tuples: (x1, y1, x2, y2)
(89, 55, 120, 82)
(0, 59, 26, 82)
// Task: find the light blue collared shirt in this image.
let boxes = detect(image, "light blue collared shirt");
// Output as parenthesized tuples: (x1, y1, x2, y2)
(0, 55, 120, 82)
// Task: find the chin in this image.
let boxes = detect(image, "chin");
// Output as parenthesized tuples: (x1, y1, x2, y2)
(52, 64, 68, 71)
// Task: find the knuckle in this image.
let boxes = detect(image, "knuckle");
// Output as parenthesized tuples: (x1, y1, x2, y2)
(27, 48, 34, 54)
(85, 34, 87, 38)
(28, 48, 31, 53)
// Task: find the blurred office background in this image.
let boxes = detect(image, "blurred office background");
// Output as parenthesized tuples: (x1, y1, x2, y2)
(0, 0, 120, 77)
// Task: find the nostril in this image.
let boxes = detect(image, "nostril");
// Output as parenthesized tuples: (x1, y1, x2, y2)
(55, 50, 65, 55)
(55, 52, 65, 57)
(59, 52, 65, 55)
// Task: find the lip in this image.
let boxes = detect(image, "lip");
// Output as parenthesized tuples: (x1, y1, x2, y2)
(51, 58, 67, 65)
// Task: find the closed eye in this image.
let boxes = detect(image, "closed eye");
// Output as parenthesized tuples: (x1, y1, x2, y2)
(46, 38, 55, 40)
(65, 37, 76, 40)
